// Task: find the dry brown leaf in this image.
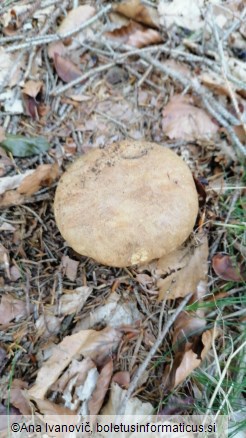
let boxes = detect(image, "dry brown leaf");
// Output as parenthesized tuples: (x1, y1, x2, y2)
(55, 286, 92, 316)
(28, 327, 122, 400)
(0, 190, 29, 209)
(212, 253, 245, 282)
(101, 382, 154, 415)
(54, 54, 83, 83)
(9, 379, 31, 415)
(22, 80, 43, 119)
(156, 234, 208, 300)
(106, 21, 162, 48)
(0, 170, 34, 196)
(173, 329, 217, 387)
(114, 0, 159, 28)
(162, 95, 218, 141)
(0, 295, 29, 324)
(88, 359, 113, 415)
(199, 72, 230, 96)
(22, 80, 43, 98)
(172, 311, 206, 348)
(18, 164, 59, 196)
(112, 371, 130, 389)
(29, 396, 75, 416)
(61, 255, 79, 282)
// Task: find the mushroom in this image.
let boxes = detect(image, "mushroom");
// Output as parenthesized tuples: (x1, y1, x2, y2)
(54, 140, 198, 267)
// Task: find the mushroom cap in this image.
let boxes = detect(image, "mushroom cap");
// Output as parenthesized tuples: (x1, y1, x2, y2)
(54, 140, 198, 267)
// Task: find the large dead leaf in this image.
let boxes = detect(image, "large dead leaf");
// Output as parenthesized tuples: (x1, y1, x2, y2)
(114, 0, 159, 28)
(18, 164, 59, 196)
(162, 95, 218, 141)
(88, 359, 113, 415)
(28, 327, 122, 400)
(106, 21, 162, 48)
(155, 234, 208, 300)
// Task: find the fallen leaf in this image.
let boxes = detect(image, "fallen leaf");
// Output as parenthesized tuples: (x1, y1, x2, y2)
(155, 234, 208, 300)
(0, 135, 51, 157)
(0, 295, 28, 324)
(22, 80, 43, 98)
(9, 379, 31, 415)
(61, 255, 79, 282)
(18, 164, 59, 196)
(28, 327, 122, 399)
(74, 292, 142, 331)
(212, 253, 245, 282)
(0, 170, 34, 196)
(199, 72, 230, 96)
(0, 190, 32, 209)
(173, 329, 218, 388)
(57, 286, 93, 316)
(112, 371, 130, 389)
(114, 0, 159, 28)
(22, 80, 43, 119)
(101, 382, 154, 415)
(88, 359, 113, 415)
(106, 21, 162, 48)
(29, 396, 75, 416)
(162, 95, 218, 141)
(54, 53, 83, 83)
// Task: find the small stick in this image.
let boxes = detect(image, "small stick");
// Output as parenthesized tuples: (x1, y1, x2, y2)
(117, 292, 193, 415)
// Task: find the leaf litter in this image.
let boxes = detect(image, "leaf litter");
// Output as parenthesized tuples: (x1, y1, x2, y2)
(0, 0, 245, 425)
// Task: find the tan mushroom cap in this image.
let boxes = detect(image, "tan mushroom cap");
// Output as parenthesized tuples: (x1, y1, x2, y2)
(54, 140, 198, 267)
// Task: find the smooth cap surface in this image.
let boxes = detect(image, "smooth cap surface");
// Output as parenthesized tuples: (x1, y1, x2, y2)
(54, 141, 198, 267)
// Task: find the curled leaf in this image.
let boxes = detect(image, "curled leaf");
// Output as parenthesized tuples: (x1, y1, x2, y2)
(54, 53, 83, 83)
(212, 253, 245, 282)
(0, 135, 51, 157)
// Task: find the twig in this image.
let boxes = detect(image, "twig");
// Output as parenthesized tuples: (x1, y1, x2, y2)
(117, 292, 193, 415)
